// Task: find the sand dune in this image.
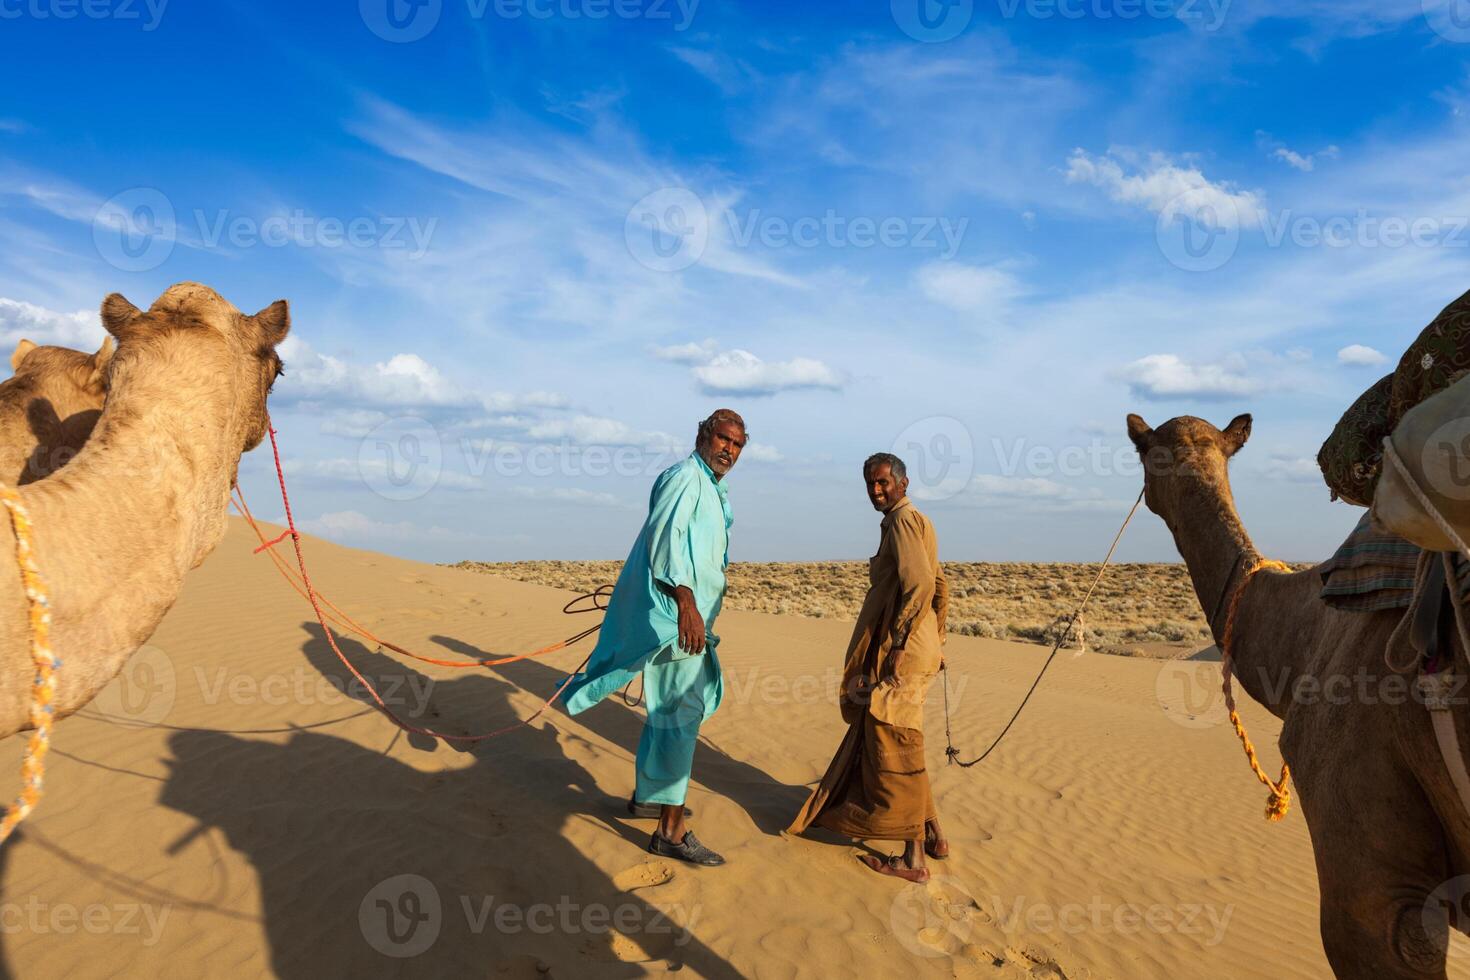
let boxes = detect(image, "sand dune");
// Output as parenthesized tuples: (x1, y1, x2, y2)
(0, 519, 1460, 977)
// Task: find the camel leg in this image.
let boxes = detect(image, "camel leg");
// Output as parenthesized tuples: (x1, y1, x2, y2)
(1296, 746, 1452, 979)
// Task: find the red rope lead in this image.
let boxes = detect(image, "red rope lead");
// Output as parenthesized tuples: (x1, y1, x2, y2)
(261, 427, 592, 743)
(253, 528, 294, 554)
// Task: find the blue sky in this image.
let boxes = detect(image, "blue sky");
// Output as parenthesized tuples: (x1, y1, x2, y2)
(1, 0, 1468, 562)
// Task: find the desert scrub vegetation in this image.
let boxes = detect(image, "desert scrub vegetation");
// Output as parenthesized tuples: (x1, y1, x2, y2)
(448, 560, 1311, 655)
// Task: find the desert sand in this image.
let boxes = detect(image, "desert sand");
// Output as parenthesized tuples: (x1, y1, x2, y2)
(0, 518, 1461, 978)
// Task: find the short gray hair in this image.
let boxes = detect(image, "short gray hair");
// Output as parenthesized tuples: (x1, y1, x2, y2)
(863, 452, 906, 480)
(697, 408, 747, 443)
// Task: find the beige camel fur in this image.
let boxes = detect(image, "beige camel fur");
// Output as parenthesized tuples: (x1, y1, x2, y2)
(1129, 412, 1470, 979)
(0, 338, 113, 485)
(0, 282, 287, 739)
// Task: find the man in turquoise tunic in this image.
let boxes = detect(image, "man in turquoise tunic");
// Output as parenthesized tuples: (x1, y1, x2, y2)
(563, 408, 746, 867)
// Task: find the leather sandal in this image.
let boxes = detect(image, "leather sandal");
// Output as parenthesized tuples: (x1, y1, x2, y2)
(860, 854, 931, 883)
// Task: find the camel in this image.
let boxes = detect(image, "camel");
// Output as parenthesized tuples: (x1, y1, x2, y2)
(0, 337, 114, 485)
(0, 282, 287, 739)
(1128, 412, 1470, 979)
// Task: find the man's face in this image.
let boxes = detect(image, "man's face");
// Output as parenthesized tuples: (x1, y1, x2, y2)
(866, 462, 908, 512)
(698, 420, 746, 480)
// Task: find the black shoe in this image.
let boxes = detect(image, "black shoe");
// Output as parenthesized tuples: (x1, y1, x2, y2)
(648, 830, 725, 867)
(627, 797, 693, 819)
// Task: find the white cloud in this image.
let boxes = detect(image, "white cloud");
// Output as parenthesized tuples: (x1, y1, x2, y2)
(1258, 131, 1340, 172)
(650, 339, 720, 364)
(1113, 353, 1261, 400)
(652, 340, 843, 397)
(1065, 149, 1264, 230)
(1337, 344, 1387, 366)
(915, 262, 1025, 315)
(692, 349, 843, 397)
(524, 415, 681, 451)
(1260, 454, 1322, 483)
(0, 297, 106, 350)
(276, 336, 568, 418)
(739, 442, 783, 463)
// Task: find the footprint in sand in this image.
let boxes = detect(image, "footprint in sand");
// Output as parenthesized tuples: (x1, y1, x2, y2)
(1011, 943, 1073, 979)
(611, 861, 675, 891)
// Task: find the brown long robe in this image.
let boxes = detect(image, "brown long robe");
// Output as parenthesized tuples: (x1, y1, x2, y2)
(789, 497, 948, 841)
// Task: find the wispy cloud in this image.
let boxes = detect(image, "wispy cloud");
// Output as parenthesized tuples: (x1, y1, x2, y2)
(1112, 353, 1261, 401)
(1065, 149, 1265, 229)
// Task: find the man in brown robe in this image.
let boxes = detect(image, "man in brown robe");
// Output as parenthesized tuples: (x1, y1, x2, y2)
(788, 452, 949, 882)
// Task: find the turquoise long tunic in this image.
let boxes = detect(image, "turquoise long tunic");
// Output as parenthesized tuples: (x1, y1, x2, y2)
(563, 452, 732, 717)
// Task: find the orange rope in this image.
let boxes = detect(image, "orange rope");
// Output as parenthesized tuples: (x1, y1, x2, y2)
(241, 427, 605, 743)
(231, 488, 606, 669)
(1220, 557, 1294, 822)
(0, 484, 59, 843)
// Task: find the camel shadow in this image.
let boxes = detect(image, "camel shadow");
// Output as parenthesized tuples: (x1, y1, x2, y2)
(431, 634, 810, 836)
(154, 624, 742, 978)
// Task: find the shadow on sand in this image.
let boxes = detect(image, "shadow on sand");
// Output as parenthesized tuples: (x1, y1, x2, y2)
(153, 623, 743, 977)
(431, 634, 811, 836)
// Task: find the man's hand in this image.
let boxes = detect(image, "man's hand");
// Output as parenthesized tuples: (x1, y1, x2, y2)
(887, 646, 906, 687)
(673, 586, 706, 655)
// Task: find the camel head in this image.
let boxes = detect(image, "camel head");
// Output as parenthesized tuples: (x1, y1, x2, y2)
(99, 282, 288, 455)
(1126, 413, 1251, 530)
(8, 335, 114, 404)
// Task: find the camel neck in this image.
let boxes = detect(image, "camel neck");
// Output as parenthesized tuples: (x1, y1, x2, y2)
(1168, 481, 1261, 647)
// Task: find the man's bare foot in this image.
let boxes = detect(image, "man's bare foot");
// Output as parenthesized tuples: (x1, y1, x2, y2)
(860, 854, 931, 883)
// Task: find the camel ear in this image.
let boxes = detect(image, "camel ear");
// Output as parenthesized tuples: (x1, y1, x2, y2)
(1221, 413, 1252, 457)
(9, 339, 36, 372)
(251, 300, 290, 345)
(100, 293, 141, 339)
(88, 336, 116, 389)
(1126, 414, 1153, 454)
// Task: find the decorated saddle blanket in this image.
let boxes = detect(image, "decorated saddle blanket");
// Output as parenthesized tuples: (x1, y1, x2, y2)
(1320, 512, 1470, 612)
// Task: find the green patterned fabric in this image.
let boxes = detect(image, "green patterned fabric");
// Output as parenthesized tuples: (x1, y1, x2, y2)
(1388, 286, 1470, 426)
(1319, 287, 1470, 505)
(1317, 373, 1393, 506)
